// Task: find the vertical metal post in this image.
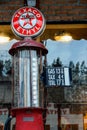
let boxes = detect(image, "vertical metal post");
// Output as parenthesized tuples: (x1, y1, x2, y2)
(58, 104, 61, 130)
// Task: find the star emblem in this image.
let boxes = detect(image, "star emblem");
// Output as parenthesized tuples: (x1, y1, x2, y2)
(20, 13, 35, 27)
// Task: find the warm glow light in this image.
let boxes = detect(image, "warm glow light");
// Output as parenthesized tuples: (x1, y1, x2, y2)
(0, 36, 10, 44)
(54, 33, 73, 42)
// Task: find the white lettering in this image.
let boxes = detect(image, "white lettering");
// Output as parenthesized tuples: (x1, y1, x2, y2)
(18, 11, 22, 15)
(35, 25, 40, 30)
(26, 30, 32, 35)
(56, 79, 65, 85)
(32, 28, 36, 33)
(23, 8, 27, 13)
(33, 10, 37, 14)
(36, 13, 41, 18)
(56, 68, 60, 74)
(27, 8, 32, 12)
(15, 14, 20, 18)
(48, 80, 56, 86)
(48, 68, 55, 74)
(17, 26, 21, 32)
(22, 28, 25, 34)
(48, 75, 55, 80)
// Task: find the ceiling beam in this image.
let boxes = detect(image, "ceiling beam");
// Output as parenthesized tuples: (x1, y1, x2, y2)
(46, 24, 87, 29)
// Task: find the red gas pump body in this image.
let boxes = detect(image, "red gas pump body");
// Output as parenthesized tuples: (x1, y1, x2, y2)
(11, 107, 44, 130)
(8, 38, 48, 130)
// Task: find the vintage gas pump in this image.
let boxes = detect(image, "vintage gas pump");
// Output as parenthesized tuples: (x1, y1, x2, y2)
(4, 6, 48, 130)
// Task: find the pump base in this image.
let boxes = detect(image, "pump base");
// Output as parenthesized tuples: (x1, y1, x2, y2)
(11, 107, 44, 130)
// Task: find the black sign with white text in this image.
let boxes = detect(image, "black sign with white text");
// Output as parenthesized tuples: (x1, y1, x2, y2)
(45, 67, 72, 87)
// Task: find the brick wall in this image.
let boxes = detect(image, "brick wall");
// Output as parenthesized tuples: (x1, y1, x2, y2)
(0, 0, 87, 23)
(0, 0, 24, 22)
(40, 0, 87, 22)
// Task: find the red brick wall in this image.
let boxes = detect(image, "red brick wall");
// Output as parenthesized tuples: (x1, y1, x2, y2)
(40, 0, 87, 22)
(0, 0, 24, 22)
(0, 0, 87, 22)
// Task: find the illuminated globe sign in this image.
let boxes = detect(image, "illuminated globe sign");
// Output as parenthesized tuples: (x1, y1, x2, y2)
(11, 6, 46, 38)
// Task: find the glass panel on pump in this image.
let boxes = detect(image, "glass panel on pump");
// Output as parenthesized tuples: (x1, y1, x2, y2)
(13, 49, 39, 108)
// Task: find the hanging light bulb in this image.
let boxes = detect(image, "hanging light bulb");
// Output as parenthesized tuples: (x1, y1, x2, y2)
(0, 34, 10, 44)
(54, 32, 73, 42)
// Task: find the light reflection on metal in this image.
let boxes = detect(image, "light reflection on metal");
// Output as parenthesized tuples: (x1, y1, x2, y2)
(19, 50, 31, 107)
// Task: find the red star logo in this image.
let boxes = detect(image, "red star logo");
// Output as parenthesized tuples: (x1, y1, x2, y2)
(20, 13, 35, 27)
